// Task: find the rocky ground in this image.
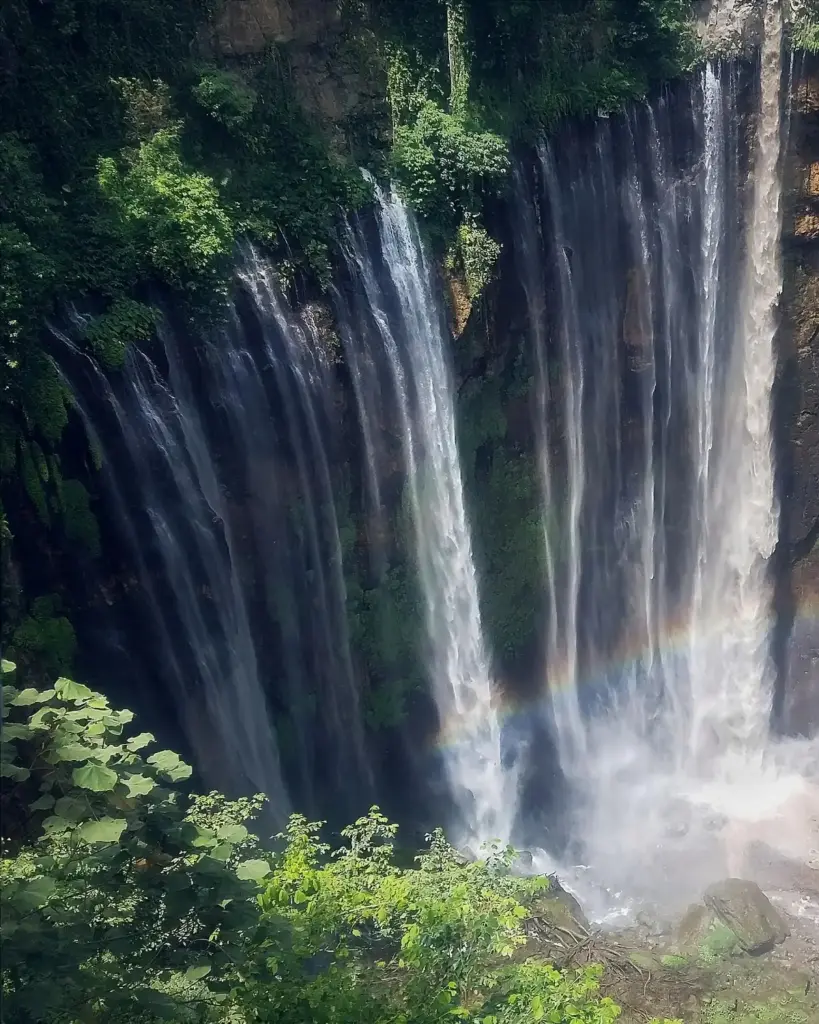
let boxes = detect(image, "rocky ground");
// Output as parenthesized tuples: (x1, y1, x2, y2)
(524, 848, 819, 1023)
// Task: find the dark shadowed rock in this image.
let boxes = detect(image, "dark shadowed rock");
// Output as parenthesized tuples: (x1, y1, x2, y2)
(704, 878, 789, 954)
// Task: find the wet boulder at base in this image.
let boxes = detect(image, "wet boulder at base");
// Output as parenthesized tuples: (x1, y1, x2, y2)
(703, 878, 789, 954)
(675, 902, 721, 955)
(527, 875, 591, 936)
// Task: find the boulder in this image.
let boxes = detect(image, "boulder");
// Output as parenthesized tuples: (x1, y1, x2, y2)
(676, 903, 719, 954)
(529, 876, 590, 935)
(704, 878, 789, 954)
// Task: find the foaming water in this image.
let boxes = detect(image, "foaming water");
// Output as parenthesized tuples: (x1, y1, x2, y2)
(340, 184, 516, 847)
(516, 2, 817, 915)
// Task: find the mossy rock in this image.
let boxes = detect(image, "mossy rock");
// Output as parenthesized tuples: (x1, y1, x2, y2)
(677, 903, 719, 954)
(704, 880, 789, 955)
(529, 876, 590, 934)
(660, 954, 690, 970)
(627, 949, 665, 971)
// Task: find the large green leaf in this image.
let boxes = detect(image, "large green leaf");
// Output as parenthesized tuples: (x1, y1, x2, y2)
(11, 688, 54, 706)
(10, 876, 56, 911)
(1, 723, 32, 741)
(184, 964, 211, 981)
(190, 826, 217, 849)
(1, 658, 16, 675)
(53, 742, 93, 762)
(29, 793, 56, 811)
(77, 816, 127, 843)
(148, 748, 192, 781)
(147, 749, 181, 771)
(42, 815, 72, 833)
(236, 858, 271, 881)
(72, 762, 118, 792)
(123, 773, 156, 797)
(217, 823, 248, 844)
(55, 677, 94, 703)
(55, 795, 90, 820)
(126, 732, 155, 752)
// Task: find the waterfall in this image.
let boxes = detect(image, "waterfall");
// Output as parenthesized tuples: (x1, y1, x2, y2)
(340, 185, 515, 847)
(54, 251, 374, 821)
(518, 1, 816, 911)
(52, 323, 289, 818)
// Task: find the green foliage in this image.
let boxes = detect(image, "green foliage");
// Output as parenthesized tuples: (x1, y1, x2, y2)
(244, 814, 620, 1024)
(8, 595, 77, 678)
(448, 217, 502, 300)
(192, 68, 258, 130)
(1, 666, 628, 1024)
(792, 1, 819, 51)
(696, 922, 741, 964)
(465, 0, 700, 138)
(59, 478, 101, 557)
(381, 0, 697, 299)
(0, 667, 271, 1023)
(187, 56, 372, 279)
(97, 127, 234, 297)
(392, 101, 508, 230)
(83, 298, 157, 368)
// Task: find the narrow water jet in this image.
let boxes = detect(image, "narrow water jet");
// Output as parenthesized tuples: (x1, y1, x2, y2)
(341, 185, 516, 847)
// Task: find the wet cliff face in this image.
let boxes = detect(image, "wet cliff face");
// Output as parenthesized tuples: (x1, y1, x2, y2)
(778, 53, 819, 736)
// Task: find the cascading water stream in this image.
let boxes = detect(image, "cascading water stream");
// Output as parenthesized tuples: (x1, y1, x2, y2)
(52, 323, 289, 817)
(54, 253, 375, 822)
(340, 185, 515, 847)
(519, 0, 817, 913)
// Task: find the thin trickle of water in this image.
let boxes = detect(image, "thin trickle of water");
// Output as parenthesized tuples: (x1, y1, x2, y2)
(341, 185, 515, 847)
(538, 145, 587, 769)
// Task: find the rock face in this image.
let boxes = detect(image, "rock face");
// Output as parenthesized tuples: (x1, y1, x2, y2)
(694, 0, 764, 58)
(198, 0, 387, 151)
(704, 879, 789, 953)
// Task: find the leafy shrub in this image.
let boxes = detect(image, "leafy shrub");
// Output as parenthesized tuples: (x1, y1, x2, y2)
(1, 664, 629, 1024)
(0, 663, 270, 1023)
(9, 596, 76, 677)
(392, 101, 508, 226)
(448, 216, 502, 299)
(83, 297, 157, 368)
(97, 128, 234, 296)
(192, 68, 258, 129)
